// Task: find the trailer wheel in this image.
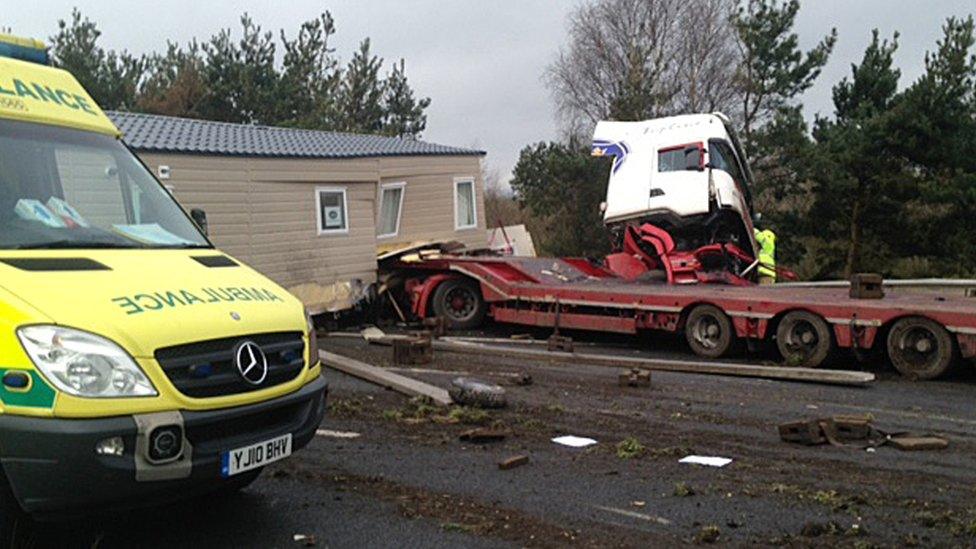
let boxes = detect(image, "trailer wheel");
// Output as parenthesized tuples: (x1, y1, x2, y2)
(431, 278, 486, 330)
(776, 311, 834, 368)
(685, 304, 736, 358)
(887, 317, 956, 380)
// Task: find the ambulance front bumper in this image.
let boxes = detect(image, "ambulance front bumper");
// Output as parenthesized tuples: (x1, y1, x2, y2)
(0, 375, 327, 517)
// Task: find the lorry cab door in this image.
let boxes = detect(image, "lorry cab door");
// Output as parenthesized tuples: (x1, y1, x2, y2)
(592, 122, 655, 223)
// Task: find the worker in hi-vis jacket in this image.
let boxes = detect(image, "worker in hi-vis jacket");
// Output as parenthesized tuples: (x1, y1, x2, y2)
(754, 227, 776, 285)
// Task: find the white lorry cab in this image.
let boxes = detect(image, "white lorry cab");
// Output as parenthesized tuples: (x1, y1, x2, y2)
(592, 113, 758, 255)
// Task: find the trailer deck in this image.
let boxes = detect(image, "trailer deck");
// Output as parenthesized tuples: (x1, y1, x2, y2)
(396, 255, 976, 379)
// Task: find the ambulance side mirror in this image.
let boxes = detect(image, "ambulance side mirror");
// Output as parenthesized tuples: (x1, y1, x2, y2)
(190, 208, 208, 236)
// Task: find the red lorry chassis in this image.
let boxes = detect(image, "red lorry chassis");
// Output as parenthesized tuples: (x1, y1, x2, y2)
(395, 255, 976, 380)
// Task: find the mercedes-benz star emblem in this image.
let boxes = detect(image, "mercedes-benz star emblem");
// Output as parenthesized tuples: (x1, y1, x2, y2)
(234, 340, 268, 385)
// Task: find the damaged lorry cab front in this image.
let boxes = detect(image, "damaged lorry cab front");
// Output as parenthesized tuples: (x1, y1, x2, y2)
(592, 113, 759, 255)
(0, 34, 326, 523)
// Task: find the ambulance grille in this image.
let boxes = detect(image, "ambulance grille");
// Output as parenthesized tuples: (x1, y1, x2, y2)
(154, 332, 305, 398)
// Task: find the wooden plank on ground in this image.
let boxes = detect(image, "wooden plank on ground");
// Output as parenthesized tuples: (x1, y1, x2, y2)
(320, 350, 453, 406)
(432, 340, 875, 387)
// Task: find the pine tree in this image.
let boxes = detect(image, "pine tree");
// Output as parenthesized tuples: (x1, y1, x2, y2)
(381, 59, 431, 138)
(49, 9, 144, 110)
(808, 30, 903, 276)
(277, 13, 342, 129)
(336, 39, 385, 133)
(732, 0, 836, 146)
(138, 42, 207, 118)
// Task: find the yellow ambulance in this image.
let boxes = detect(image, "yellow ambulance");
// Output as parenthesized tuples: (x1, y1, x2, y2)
(0, 34, 326, 524)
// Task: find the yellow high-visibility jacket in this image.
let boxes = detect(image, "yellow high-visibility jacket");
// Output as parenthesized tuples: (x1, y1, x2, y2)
(754, 228, 776, 280)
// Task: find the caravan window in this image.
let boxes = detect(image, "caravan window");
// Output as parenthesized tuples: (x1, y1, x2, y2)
(316, 187, 348, 234)
(454, 178, 477, 230)
(377, 182, 405, 238)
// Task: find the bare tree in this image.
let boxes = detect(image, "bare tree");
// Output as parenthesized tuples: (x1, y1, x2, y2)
(547, 0, 743, 136)
(677, 0, 742, 117)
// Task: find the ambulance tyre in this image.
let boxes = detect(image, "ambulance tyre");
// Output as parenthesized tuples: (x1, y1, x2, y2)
(0, 468, 26, 549)
(775, 311, 834, 368)
(685, 304, 736, 359)
(887, 317, 957, 380)
(431, 278, 486, 330)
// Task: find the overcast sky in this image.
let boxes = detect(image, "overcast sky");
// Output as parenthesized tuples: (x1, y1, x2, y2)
(5, 1, 975, 185)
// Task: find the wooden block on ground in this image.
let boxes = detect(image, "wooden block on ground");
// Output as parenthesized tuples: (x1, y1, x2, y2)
(459, 428, 508, 443)
(392, 336, 432, 365)
(547, 335, 574, 353)
(779, 420, 826, 445)
(498, 455, 529, 470)
(618, 368, 651, 387)
(832, 415, 873, 441)
(889, 436, 948, 451)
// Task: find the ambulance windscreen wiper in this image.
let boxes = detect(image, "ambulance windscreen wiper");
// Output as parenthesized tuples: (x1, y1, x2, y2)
(13, 240, 149, 250)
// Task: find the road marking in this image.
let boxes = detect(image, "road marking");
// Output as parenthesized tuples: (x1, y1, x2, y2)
(316, 429, 362, 439)
(593, 505, 671, 525)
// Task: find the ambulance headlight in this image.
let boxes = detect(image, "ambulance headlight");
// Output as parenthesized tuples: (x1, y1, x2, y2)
(17, 326, 157, 398)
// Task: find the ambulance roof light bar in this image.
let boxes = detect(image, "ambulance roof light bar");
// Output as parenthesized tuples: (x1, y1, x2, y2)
(0, 34, 50, 65)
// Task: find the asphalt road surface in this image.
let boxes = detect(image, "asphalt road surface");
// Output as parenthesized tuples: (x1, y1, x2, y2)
(21, 328, 976, 547)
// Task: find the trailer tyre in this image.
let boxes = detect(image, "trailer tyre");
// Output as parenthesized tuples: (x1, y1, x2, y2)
(887, 317, 956, 380)
(776, 311, 834, 368)
(685, 304, 736, 359)
(431, 278, 486, 330)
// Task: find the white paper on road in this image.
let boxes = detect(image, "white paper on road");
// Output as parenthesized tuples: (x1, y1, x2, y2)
(679, 455, 732, 467)
(551, 435, 598, 448)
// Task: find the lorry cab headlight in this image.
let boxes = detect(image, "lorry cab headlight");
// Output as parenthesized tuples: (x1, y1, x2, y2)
(17, 326, 158, 398)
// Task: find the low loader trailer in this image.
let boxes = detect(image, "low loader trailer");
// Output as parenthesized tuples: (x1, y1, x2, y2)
(392, 254, 976, 381)
(389, 112, 975, 381)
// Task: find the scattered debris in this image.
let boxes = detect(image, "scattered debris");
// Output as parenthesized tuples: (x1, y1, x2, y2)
(506, 372, 534, 386)
(292, 534, 317, 546)
(694, 525, 721, 544)
(632, 500, 646, 507)
(618, 368, 652, 388)
(616, 437, 646, 459)
(888, 436, 949, 451)
(448, 377, 508, 408)
(447, 406, 492, 425)
(592, 505, 671, 526)
(392, 334, 433, 365)
(548, 334, 574, 352)
(361, 326, 388, 342)
(422, 316, 447, 337)
(679, 455, 732, 467)
(315, 429, 361, 439)
(673, 482, 695, 497)
(459, 427, 507, 443)
(498, 455, 530, 470)
(778, 414, 949, 451)
(321, 350, 452, 406)
(552, 435, 598, 448)
(800, 521, 840, 538)
(779, 415, 875, 446)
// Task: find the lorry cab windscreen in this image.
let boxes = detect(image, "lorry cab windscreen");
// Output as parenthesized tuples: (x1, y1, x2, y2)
(0, 118, 211, 250)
